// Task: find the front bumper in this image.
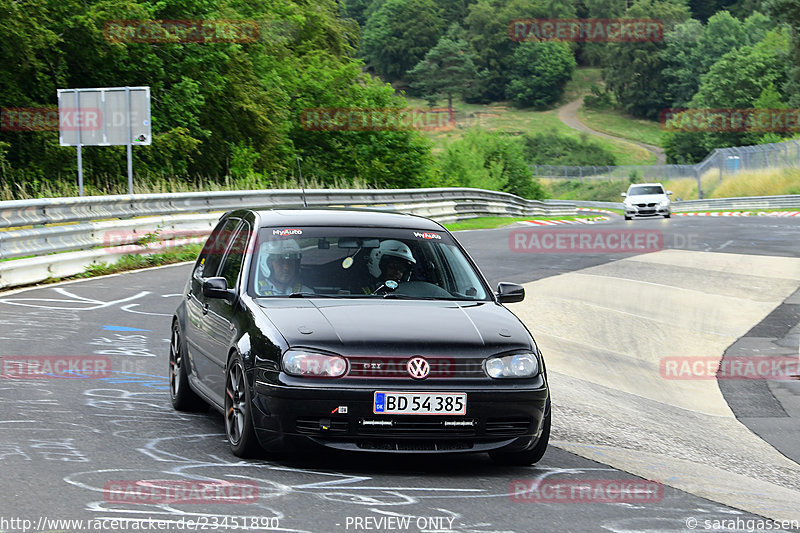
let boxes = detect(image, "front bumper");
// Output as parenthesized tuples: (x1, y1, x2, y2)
(251, 377, 549, 453)
(625, 205, 670, 217)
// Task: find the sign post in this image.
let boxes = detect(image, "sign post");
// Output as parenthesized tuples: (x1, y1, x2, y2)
(58, 87, 151, 195)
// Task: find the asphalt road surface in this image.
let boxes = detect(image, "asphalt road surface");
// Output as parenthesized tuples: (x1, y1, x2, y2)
(0, 214, 798, 533)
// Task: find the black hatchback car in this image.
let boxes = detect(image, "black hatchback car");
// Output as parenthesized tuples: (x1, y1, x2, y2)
(170, 209, 550, 465)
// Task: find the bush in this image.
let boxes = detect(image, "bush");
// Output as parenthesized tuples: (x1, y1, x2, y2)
(583, 85, 616, 111)
(522, 131, 617, 166)
(438, 129, 545, 199)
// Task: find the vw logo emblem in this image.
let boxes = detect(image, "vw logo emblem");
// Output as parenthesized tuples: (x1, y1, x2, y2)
(407, 357, 430, 379)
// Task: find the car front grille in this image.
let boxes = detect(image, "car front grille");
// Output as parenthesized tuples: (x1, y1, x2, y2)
(636, 203, 657, 208)
(358, 417, 478, 435)
(295, 416, 532, 438)
(356, 440, 474, 451)
(345, 356, 485, 379)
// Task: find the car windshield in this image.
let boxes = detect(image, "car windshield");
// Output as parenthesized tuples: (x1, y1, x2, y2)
(248, 227, 489, 301)
(628, 185, 665, 195)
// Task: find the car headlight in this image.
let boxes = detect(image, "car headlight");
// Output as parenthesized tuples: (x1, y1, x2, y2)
(484, 352, 539, 378)
(282, 349, 347, 378)
(659, 199, 670, 207)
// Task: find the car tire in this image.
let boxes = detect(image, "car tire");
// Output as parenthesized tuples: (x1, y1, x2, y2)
(489, 409, 550, 466)
(664, 214, 671, 219)
(624, 215, 632, 221)
(169, 321, 207, 411)
(225, 353, 262, 458)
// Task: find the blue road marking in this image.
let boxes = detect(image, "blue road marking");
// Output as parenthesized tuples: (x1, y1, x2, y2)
(103, 325, 151, 332)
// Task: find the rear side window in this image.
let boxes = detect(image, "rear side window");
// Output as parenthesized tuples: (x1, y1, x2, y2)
(218, 222, 251, 289)
(194, 218, 240, 279)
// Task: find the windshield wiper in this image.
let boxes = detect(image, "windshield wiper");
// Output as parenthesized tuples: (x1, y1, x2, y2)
(381, 294, 440, 300)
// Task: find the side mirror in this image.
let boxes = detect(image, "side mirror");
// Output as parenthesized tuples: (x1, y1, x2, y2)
(667, 190, 673, 195)
(620, 193, 627, 197)
(496, 282, 525, 304)
(203, 277, 234, 300)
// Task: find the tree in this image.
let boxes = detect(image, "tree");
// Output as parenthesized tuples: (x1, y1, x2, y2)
(664, 28, 790, 162)
(765, 0, 800, 106)
(694, 11, 746, 74)
(340, 0, 377, 26)
(505, 42, 576, 108)
(463, 0, 571, 103)
(661, 19, 704, 107)
(361, 0, 445, 81)
(0, 0, 440, 191)
(438, 0, 476, 27)
(578, 0, 628, 65)
(603, 0, 691, 118)
(406, 27, 478, 110)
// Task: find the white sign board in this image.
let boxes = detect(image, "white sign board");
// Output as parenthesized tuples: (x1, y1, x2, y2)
(58, 87, 151, 146)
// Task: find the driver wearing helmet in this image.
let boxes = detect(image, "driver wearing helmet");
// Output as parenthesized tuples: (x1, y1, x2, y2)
(364, 239, 416, 293)
(257, 239, 312, 296)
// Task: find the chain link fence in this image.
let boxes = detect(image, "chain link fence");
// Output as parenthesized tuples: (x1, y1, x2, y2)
(532, 140, 800, 198)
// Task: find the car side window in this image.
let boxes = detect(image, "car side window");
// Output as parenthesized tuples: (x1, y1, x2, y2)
(194, 218, 240, 279)
(219, 222, 251, 289)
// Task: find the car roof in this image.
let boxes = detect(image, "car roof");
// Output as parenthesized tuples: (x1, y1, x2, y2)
(628, 183, 664, 188)
(246, 208, 446, 231)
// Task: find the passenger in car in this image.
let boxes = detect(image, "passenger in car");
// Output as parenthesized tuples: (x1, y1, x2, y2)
(257, 240, 313, 295)
(362, 239, 416, 293)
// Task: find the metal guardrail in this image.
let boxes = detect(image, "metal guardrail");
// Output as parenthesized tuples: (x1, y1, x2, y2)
(567, 200, 624, 210)
(0, 188, 577, 289)
(672, 195, 800, 212)
(3, 186, 796, 290)
(570, 196, 800, 212)
(0, 188, 574, 230)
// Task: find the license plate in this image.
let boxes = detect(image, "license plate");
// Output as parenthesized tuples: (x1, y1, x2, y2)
(373, 392, 467, 415)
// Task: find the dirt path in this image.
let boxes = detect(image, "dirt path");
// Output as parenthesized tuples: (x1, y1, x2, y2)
(557, 97, 666, 165)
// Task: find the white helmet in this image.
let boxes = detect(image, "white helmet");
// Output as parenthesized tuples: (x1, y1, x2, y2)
(260, 239, 302, 277)
(367, 240, 416, 279)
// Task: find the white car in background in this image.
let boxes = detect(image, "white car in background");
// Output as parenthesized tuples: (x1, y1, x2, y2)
(621, 183, 673, 220)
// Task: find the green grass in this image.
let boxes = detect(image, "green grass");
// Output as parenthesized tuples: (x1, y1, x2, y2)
(562, 67, 605, 104)
(444, 215, 605, 231)
(542, 178, 633, 202)
(405, 96, 656, 166)
(73, 244, 201, 278)
(577, 107, 665, 148)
